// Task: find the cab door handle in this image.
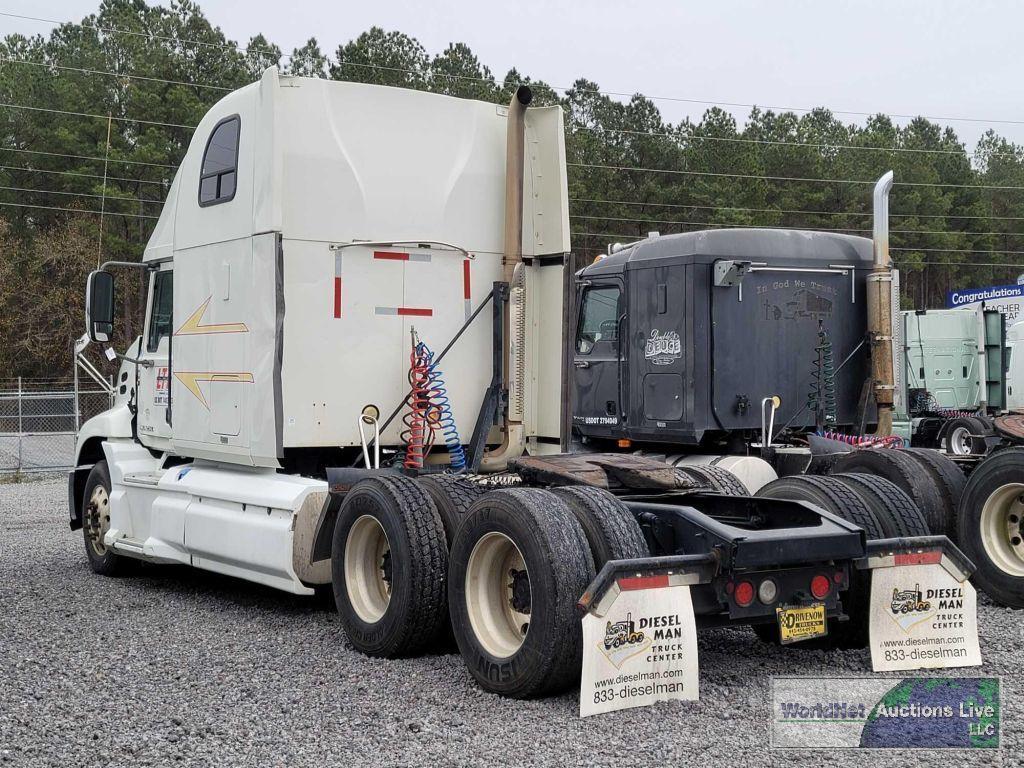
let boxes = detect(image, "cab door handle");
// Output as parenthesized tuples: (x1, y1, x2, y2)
(573, 360, 590, 369)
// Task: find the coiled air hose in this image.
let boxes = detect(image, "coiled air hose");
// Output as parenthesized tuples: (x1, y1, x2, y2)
(403, 333, 467, 472)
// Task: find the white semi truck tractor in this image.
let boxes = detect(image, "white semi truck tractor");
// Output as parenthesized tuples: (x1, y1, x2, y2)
(70, 69, 977, 698)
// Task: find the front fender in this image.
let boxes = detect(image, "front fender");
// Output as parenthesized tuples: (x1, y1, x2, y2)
(74, 402, 133, 467)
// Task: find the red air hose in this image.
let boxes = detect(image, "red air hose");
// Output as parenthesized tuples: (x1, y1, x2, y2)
(403, 340, 431, 470)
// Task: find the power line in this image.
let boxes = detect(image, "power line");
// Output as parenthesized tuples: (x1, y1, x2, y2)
(569, 214, 1024, 239)
(0, 200, 159, 218)
(891, 245, 1024, 256)
(0, 164, 170, 187)
(8, 11, 1024, 129)
(11, 97, 1020, 194)
(0, 11, 289, 60)
(9, 48, 1016, 162)
(572, 162, 876, 186)
(0, 184, 162, 204)
(0, 102, 196, 129)
(573, 124, 1006, 159)
(569, 230, 1024, 257)
(569, 197, 1024, 223)
(571, 162, 1024, 191)
(1, 57, 233, 92)
(1, 146, 178, 169)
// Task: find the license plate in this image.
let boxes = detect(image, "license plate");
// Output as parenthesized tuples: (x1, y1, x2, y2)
(776, 603, 827, 644)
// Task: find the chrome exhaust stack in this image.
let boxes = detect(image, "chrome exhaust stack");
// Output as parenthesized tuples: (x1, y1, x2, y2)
(482, 85, 533, 470)
(868, 171, 895, 436)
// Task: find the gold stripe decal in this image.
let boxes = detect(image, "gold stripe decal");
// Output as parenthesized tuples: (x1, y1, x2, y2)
(175, 297, 249, 336)
(173, 372, 254, 408)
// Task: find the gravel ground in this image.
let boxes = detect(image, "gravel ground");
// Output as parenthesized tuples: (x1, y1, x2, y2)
(0, 477, 1019, 767)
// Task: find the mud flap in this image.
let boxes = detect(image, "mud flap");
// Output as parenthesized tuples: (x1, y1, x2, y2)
(862, 536, 982, 671)
(577, 555, 714, 717)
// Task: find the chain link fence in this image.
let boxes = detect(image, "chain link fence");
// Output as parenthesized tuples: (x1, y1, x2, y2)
(0, 378, 113, 474)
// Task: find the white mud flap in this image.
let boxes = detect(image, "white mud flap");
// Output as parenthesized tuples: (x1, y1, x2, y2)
(868, 549, 982, 672)
(580, 576, 699, 717)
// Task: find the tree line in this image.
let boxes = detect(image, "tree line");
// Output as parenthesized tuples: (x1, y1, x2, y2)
(3, 0, 1023, 377)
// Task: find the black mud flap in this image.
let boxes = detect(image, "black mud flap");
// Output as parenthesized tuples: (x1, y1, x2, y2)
(309, 466, 402, 564)
(68, 465, 94, 531)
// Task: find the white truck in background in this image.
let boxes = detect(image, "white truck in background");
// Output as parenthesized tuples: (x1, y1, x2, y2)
(1007, 320, 1024, 412)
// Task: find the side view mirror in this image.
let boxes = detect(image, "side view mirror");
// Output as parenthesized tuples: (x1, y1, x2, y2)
(86, 270, 115, 343)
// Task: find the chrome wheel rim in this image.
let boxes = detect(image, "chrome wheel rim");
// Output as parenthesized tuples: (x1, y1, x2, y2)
(344, 515, 392, 623)
(465, 532, 531, 658)
(979, 483, 1024, 577)
(84, 485, 110, 556)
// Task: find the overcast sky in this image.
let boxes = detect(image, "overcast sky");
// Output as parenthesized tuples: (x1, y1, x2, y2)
(3, 0, 1022, 148)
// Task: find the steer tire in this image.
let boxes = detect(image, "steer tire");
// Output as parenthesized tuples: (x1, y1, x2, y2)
(832, 449, 949, 536)
(81, 460, 132, 576)
(943, 416, 988, 456)
(831, 473, 930, 538)
(417, 474, 487, 548)
(757, 475, 884, 648)
(449, 488, 595, 698)
(332, 476, 448, 658)
(956, 447, 1024, 608)
(675, 465, 750, 496)
(550, 486, 649, 570)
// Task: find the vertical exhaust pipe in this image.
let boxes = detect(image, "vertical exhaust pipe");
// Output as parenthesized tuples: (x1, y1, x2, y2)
(502, 85, 533, 283)
(868, 171, 895, 435)
(482, 85, 533, 470)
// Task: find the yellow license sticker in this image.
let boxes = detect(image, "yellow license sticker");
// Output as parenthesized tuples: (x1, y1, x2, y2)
(776, 603, 827, 644)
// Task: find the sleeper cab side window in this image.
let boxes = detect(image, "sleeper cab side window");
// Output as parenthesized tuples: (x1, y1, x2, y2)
(147, 271, 173, 353)
(576, 285, 621, 354)
(198, 116, 240, 206)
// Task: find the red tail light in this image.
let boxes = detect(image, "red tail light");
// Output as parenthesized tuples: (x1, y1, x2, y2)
(734, 580, 755, 607)
(810, 574, 831, 600)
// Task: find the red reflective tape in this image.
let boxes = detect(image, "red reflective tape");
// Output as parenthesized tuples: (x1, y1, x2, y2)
(463, 258, 471, 300)
(618, 575, 670, 591)
(895, 551, 942, 566)
(396, 307, 433, 317)
(333, 277, 343, 318)
(374, 250, 409, 261)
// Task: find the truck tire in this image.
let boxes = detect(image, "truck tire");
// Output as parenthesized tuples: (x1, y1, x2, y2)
(675, 465, 750, 496)
(550, 486, 649, 569)
(757, 475, 884, 648)
(831, 449, 949, 536)
(942, 417, 986, 456)
(81, 460, 132, 576)
(758, 475, 884, 539)
(831, 473, 930, 538)
(956, 447, 1024, 608)
(900, 448, 967, 537)
(417, 474, 486, 547)
(332, 476, 448, 657)
(448, 488, 595, 698)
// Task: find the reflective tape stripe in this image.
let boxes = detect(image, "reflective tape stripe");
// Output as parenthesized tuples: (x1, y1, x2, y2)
(373, 250, 431, 262)
(375, 307, 434, 317)
(618, 575, 670, 591)
(333, 252, 343, 318)
(895, 551, 942, 566)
